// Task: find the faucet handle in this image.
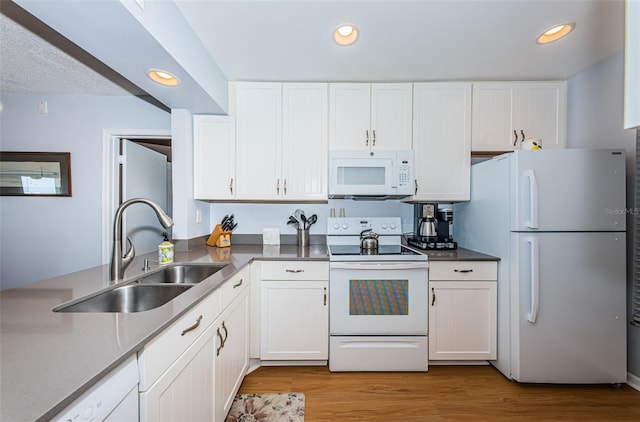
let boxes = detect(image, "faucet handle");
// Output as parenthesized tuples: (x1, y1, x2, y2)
(122, 237, 135, 271)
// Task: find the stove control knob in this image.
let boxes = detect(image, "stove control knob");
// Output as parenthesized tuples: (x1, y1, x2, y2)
(390, 223, 397, 229)
(333, 223, 340, 230)
(342, 223, 348, 229)
(381, 223, 388, 230)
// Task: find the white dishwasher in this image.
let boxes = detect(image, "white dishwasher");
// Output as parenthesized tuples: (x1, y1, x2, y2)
(52, 355, 139, 422)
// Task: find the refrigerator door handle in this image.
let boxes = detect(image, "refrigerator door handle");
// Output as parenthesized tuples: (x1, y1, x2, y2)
(526, 237, 540, 323)
(524, 169, 539, 229)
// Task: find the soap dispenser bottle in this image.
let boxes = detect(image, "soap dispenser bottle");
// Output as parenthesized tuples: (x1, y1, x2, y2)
(158, 232, 174, 264)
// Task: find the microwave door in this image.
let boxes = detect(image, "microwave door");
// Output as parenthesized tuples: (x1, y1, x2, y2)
(330, 158, 394, 195)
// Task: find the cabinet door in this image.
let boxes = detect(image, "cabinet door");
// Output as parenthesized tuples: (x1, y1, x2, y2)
(516, 82, 566, 149)
(429, 281, 497, 360)
(140, 325, 215, 422)
(471, 82, 517, 152)
(412, 82, 471, 201)
(261, 280, 328, 360)
(371, 83, 413, 149)
(193, 115, 236, 200)
(235, 82, 282, 200)
(282, 83, 328, 200)
(329, 83, 371, 149)
(215, 289, 250, 422)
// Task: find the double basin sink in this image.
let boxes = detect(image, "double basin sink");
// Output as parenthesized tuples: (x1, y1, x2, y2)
(53, 264, 227, 313)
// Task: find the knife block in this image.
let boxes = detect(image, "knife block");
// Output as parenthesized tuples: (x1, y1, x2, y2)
(206, 224, 232, 248)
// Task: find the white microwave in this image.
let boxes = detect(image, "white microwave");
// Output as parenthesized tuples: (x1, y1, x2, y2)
(328, 150, 414, 199)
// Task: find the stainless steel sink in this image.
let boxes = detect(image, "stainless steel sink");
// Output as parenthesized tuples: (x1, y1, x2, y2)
(53, 284, 193, 313)
(136, 264, 226, 284)
(53, 264, 227, 313)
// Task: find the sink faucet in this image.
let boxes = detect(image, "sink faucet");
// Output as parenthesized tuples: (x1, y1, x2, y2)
(110, 198, 174, 281)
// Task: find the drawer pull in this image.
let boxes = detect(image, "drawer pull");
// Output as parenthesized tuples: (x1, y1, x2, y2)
(181, 315, 203, 336)
(454, 269, 474, 273)
(216, 327, 224, 356)
(233, 278, 243, 288)
(431, 287, 436, 306)
(285, 269, 304, 273)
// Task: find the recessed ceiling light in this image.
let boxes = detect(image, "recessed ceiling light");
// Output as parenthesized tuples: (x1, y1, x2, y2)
(334, 24, 359, 46)
(536, 23, 575, 44)
(147, 69, 179, 86)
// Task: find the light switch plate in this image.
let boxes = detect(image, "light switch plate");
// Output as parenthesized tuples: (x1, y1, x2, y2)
(262, 228, 280, 245)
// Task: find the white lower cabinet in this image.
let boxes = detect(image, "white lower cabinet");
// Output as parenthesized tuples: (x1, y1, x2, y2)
(428, 261, 497, 361)
(139, 324, 216, 421)
(138, 266, 250, 422)
(259, 261, 329, 361)
(215, 286, 250, 421)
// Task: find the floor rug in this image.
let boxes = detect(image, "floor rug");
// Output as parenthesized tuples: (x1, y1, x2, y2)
(225, 393, 305, 422)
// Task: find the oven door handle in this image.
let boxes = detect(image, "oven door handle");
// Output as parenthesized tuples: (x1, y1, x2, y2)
(330, 262, 429, 271)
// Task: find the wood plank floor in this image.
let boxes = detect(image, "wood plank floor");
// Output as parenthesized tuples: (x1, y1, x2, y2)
(236, 365, 640, 421)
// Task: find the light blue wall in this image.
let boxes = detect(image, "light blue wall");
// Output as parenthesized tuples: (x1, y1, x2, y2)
(0, 94, 170, 290)
(566, 50, 639, 379)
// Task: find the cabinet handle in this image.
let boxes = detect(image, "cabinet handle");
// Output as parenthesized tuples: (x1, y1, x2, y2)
(276, 179, 280, 194)
(284, 179, 287, 195)
(233, 278, 243, 288)
(372, 129, 376, 146)
(365, 130, 369, 146)
(323, 287, 327, 306)
(414, 179, 418, 195)
(285, 269, 304, 273)
(221, 320, 228, 343)
(454, 269, 473, 273)
(521, 130, 526, 144)
(230, 178, 234, 194)
(513, 130, 518, 146)
(431, 287, 436, 306)
(216, 327, 224, 356)
(181, 315, 203, 336)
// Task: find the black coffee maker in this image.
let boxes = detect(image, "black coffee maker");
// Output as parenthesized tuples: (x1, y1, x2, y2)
(408, 203, 457, 250)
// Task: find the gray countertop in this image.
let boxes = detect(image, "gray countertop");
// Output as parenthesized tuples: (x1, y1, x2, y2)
(413, 247, 500, 261)
(0, 244, 328, 422)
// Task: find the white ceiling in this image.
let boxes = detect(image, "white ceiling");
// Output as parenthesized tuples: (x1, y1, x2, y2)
(0, 0, 626, 102)
(0, 13, 131, 95)
(176, 0, 625, 82)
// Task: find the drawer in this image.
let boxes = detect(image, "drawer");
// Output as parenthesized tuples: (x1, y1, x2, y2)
(260, 261, 328, 281)
(429, 261, 497, 281)
(138, 288, 221, 390)
(221, 265, 250, 309)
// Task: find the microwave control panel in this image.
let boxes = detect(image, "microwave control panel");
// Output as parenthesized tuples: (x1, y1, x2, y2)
(398, 161, 412, 187)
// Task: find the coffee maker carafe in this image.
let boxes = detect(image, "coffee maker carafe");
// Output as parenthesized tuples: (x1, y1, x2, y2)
(418, 204, 438, 241)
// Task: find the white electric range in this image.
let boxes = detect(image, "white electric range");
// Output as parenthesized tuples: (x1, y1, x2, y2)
(327, 217, 429, 372)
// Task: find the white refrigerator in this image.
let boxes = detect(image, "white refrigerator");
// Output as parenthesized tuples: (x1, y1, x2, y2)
(455, 149, 627, 383)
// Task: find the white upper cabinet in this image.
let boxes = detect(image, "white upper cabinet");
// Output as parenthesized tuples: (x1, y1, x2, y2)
(282, 83, 328, 200)
(412, 82, 472, 202)
(193, 115, 236, 200)
(329, 83, 412, 150)
(471, 82, 566, 152)
(235, 82, 283, 200)
(233, 82, 328, 201)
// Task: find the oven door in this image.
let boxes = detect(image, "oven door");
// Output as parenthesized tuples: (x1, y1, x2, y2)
(329, 261, 429, 335)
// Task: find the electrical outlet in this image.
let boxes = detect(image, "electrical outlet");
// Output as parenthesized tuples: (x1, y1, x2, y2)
(38, 100, 48, 114)
(196, 209, 202, 224)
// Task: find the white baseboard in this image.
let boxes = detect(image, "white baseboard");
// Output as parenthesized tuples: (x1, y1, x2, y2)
(627, 372, 640, 391)
(429, 360, 490, 366)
